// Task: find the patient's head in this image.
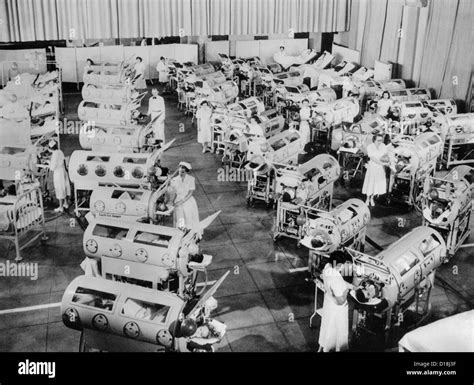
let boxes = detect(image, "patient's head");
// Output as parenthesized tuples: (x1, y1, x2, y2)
(355, 280, 378, 302)
(311, 236, 325, 249)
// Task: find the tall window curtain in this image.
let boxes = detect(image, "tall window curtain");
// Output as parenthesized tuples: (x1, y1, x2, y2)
(117, 0, 140, 38)
(190, 0, 209, 37)
(417, 0, 458, 96)
(3, 0, 60, 41)
(85, 0, 118, 39)
(56, 0, 88, 40)
(359, 0, 387, 68)
(338, 0, 472, 107)
(378, 1, 403, 65)
(420, 0, 473, 103)
(298, 0, 350, 33)
(438, 0, 473, 103)
(273, 0, 299, 34)
(230, 0, 276, 35)
(139, 0, 191, 38)
(208, 0, 231, 35)
(0, 0, 350, 41)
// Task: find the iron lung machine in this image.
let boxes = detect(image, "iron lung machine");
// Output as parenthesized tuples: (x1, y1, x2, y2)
(69, 149, 164, 189)
(300, 199, 370, 271)
(311, 97, 360, 126)
(437, 113, 474, 168)
(82, 211, 220, 297)
(225, 97, 266, 118)
(333, 116, 388, 180)
(244, 131, 302, 207)
(389, 133, 443, 209)
(81, 83, 136, 105)
(348, 226, 447, 345)
(210, 97, 265, 135)
(83, 64, 126, 86)
(62, 276, 184, 349)
(272, 154, 341, 242)
(69, 149, 168, 216)
(422, 165, 472, 258)
(89, 185, 172, 223)
(79, 122, 157, 153)
(77, 100, 140, 126)
(247, 130, 301, 165)
(225, 110, 285, 144)
(274, 154, 341, 208)
(61, 273, 228, 352)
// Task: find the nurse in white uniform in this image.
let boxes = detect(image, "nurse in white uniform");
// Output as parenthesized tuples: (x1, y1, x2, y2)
(147, 88, 166, 143)
(48, 140, 71, 212)
(133, 57, 147, 90)
(156, 57, 169, 86)
(171, 162, 199, 230)
(377, 91, 393, 118)
(299, 99, 312, 154)
(362, 133, 389, 206)
(196, 101, 213, 153)
(318, 252, 354, 352)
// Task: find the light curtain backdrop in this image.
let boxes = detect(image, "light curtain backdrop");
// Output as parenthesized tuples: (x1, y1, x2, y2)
(336, 0, 473, 106)
(0, 0, 351, 41)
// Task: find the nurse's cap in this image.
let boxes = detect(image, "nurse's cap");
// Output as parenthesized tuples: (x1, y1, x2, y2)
(178, 161, 192, 170)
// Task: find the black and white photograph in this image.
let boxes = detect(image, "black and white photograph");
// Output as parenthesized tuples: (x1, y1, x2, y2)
(0, 0, 472, 381)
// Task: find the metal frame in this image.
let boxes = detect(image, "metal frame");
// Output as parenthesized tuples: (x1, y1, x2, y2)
(0, 187, 48, 261)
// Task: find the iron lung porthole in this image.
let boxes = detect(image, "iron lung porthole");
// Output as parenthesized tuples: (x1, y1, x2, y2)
(132, 167, 144, 179)
(113, 166, 125, 178)
(92, 313, 109, 331)
(95, 165, 106, 177)
(77, 164, 88, 176)
(124, 321, 140, 339)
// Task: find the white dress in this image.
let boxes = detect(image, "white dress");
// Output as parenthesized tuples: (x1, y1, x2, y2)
(133, 62, 146, 89)
(148, 95, 166, 142)
(362, 142, 388, 196)
(318, 264, 349, 352)
(377, 98, 393, 117)
(49, 149, 71, 200)
(196, 106, 212, 144)
(299, 106, 312, 150)
(171, 174, 199, 230)
(156, 61, 169, 83)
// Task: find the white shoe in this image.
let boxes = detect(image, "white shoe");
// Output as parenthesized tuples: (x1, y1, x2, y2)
(63, 203, 70, 210)
(54, 207, 63, 213)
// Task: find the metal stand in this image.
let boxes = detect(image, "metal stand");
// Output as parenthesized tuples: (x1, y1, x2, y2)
(309, 277, 325, 328)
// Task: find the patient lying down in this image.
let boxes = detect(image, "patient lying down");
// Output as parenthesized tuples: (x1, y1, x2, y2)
(352, 280, 382, 305)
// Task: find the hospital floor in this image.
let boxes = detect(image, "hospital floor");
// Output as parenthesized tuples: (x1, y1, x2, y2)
(0, 84, 472, 352)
